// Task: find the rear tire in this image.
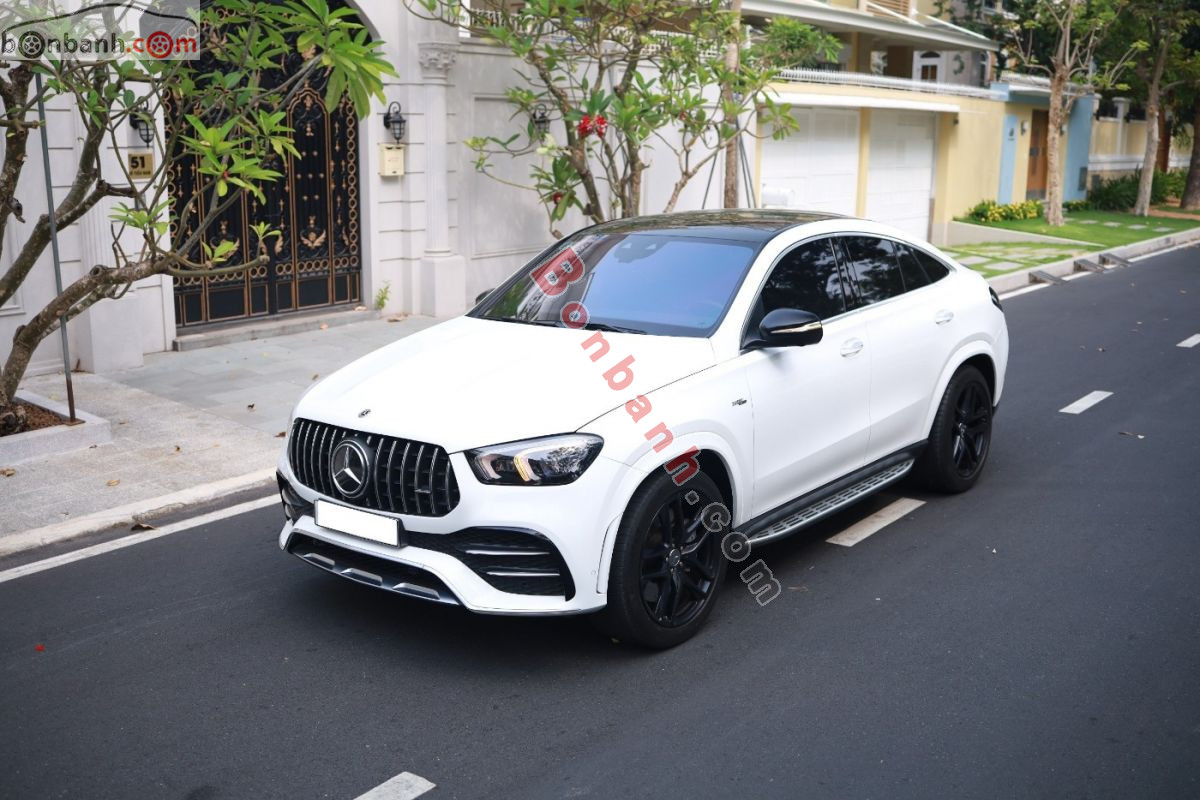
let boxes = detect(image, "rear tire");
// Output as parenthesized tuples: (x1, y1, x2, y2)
(592, 471, 729, 648)
(914, 365, 993, 493)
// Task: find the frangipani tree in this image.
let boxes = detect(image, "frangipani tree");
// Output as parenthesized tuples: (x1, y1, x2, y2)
(1005, 0, 1141, 225)
(408, 0, 840, 237)
(0, 0, 394, 433)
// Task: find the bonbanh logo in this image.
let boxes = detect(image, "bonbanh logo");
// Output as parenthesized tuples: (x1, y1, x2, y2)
(17, 30, 45, 58)
(0, 1, 200, 63)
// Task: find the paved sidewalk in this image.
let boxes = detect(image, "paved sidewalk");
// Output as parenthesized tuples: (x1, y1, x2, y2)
(3, 315, 439, 538)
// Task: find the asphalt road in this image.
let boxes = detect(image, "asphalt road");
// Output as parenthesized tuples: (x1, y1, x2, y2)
(3, 248, 1199, 800)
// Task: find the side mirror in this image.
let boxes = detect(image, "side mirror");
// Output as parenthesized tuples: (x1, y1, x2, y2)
(758, 308, 823, 348)
(474, 288, 493, 304)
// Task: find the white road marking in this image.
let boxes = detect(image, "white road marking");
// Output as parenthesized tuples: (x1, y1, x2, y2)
(1059, 390, 1113, 415)
(1177, 334, 1200, 349)
(997, 284, 1049, 300)
(0, 496, 278, 585)
(1061, 271, 1093, 282)
(0, 467, 276, 558)
(353, 772, 436, 800)
(826, 497, 926, 547)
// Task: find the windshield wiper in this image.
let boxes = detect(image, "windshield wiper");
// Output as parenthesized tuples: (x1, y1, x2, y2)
(495, 317, 560, 327)
(494, 317, 646, 335)
(580, 321, 647, 335)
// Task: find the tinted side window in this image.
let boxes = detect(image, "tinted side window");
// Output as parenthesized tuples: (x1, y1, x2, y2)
(910, 247, 952, 282)
(895, 244, 932, 291)
(842, 237, 905, 304)
(760, 239, 847, 320)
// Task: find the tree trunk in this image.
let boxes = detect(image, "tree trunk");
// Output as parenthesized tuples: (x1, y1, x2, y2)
(721, 0, 743, 209)
(1134, 40, 1169, 216)
(0, 258, 155, 417)
(1182, 95, 1200, 210)
(1045, 72, 1067, 226)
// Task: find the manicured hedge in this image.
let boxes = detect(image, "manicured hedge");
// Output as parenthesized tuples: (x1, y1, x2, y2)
(1083, 168, 1188, 211)
(967, 199, 1044, 222)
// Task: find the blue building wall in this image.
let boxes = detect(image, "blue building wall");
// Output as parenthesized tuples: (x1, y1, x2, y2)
(1063, 95, 1095, 202)
(997, 114, 1019, 204)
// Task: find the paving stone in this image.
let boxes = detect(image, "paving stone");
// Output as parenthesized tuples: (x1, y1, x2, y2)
(1153, 226, 1174, 232)
(1128, 224, 1147, 230)
(955, 255, 990, 266)
(1077, 219, 1098, 224)
(1102, 221, 1123, 227)
(987, 261, 1022, 271)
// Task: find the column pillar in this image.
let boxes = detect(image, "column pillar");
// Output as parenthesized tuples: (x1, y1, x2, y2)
(416, 41, 467, 318)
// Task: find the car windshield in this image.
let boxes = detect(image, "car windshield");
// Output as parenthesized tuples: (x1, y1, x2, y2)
(472, 231, 761, 337)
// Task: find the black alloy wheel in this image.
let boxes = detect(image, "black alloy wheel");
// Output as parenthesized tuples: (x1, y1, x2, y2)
(639, 488, 723, 628)
(952, 379, 992, 478)
(594, 470, 729, 648)
(914, 364, 993, 493)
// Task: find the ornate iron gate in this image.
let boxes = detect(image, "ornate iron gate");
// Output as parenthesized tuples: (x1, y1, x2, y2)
(169, 21, 362, 327)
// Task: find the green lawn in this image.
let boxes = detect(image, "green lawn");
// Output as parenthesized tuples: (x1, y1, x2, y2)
(942, 242, 1089, 278)
(956, 210, 1200, 248)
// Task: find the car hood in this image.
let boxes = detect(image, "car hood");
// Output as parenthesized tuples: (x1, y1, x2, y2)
(293, 316, 716, 452)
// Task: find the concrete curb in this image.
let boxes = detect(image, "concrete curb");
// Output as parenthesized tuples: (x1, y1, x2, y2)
(0, 390, 112, 465)
(0, 467, 276, 558)
(946, 220, 1089, 247)
(983, 226, 1200, 293)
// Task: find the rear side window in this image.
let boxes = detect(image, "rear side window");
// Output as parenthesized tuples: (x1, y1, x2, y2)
(909, 246, 952, 282)
(894, 244, 932, 291)
(841, 236, 905, 305)
(760, 238, 847, 320)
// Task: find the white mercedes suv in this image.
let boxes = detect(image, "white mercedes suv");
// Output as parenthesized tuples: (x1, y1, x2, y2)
(277, 210, 1008, 647)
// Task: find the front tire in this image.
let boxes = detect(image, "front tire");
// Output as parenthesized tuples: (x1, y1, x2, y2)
(915, 365, 993, 493)
(594, 471, 729, 648)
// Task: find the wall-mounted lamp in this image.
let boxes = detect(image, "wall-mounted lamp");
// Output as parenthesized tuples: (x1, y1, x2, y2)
(1020, 120, 1029, 135)
(953, 114, 960, 126)
(531, 103, 550, 137)
(383, 102, 407, 143)
(130, 107, 154, 145)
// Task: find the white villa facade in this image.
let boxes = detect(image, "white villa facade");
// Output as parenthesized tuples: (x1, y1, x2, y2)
(5, 0, 1098, 380)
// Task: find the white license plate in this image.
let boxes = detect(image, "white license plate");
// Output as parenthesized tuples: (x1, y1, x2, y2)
(315, 500, 399, 547)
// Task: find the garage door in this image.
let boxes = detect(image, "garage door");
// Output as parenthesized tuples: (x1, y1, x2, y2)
(866, 110, 935, 239)
(760, 108, 859, 215)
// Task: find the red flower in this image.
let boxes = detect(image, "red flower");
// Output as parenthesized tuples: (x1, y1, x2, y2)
(576, 114, 592, 138)
(35, 644, 45, 652)
(552, 192, 563, 204)
(593, 115, 607, 136)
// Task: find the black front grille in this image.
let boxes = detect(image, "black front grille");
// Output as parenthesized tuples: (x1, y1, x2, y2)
(408, 528, 575, 598)
(289, 418, 460, 517)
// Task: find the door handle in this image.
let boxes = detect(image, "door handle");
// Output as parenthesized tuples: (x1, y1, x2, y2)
(934, 309, 955, 326)
(840, 338, 864, 357)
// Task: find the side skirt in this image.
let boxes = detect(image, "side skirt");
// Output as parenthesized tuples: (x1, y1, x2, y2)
(742, 443, 926, 546)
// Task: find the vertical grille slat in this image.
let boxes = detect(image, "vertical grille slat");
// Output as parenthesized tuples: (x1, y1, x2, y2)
(303, 421, 316, 488)
(413, 444, 427, 516)
(372, 437, 386, 509)
(384, 441, 397, 513)
(288, 419, 458, 517)
(398, 441, 412, 515)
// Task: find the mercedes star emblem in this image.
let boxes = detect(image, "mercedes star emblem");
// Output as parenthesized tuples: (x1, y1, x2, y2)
(330, 438, 371, 499)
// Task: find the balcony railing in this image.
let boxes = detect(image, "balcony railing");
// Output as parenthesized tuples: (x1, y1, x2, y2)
(776, 67, 1006, 100)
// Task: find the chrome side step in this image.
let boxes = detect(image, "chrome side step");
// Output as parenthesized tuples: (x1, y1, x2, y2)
(748, 458, 915, 546)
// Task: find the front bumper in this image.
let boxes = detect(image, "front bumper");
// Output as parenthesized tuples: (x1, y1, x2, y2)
(276, 449, 630, 615)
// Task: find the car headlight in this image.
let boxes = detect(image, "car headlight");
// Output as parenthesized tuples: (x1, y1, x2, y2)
(466, 434, 603, 486)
